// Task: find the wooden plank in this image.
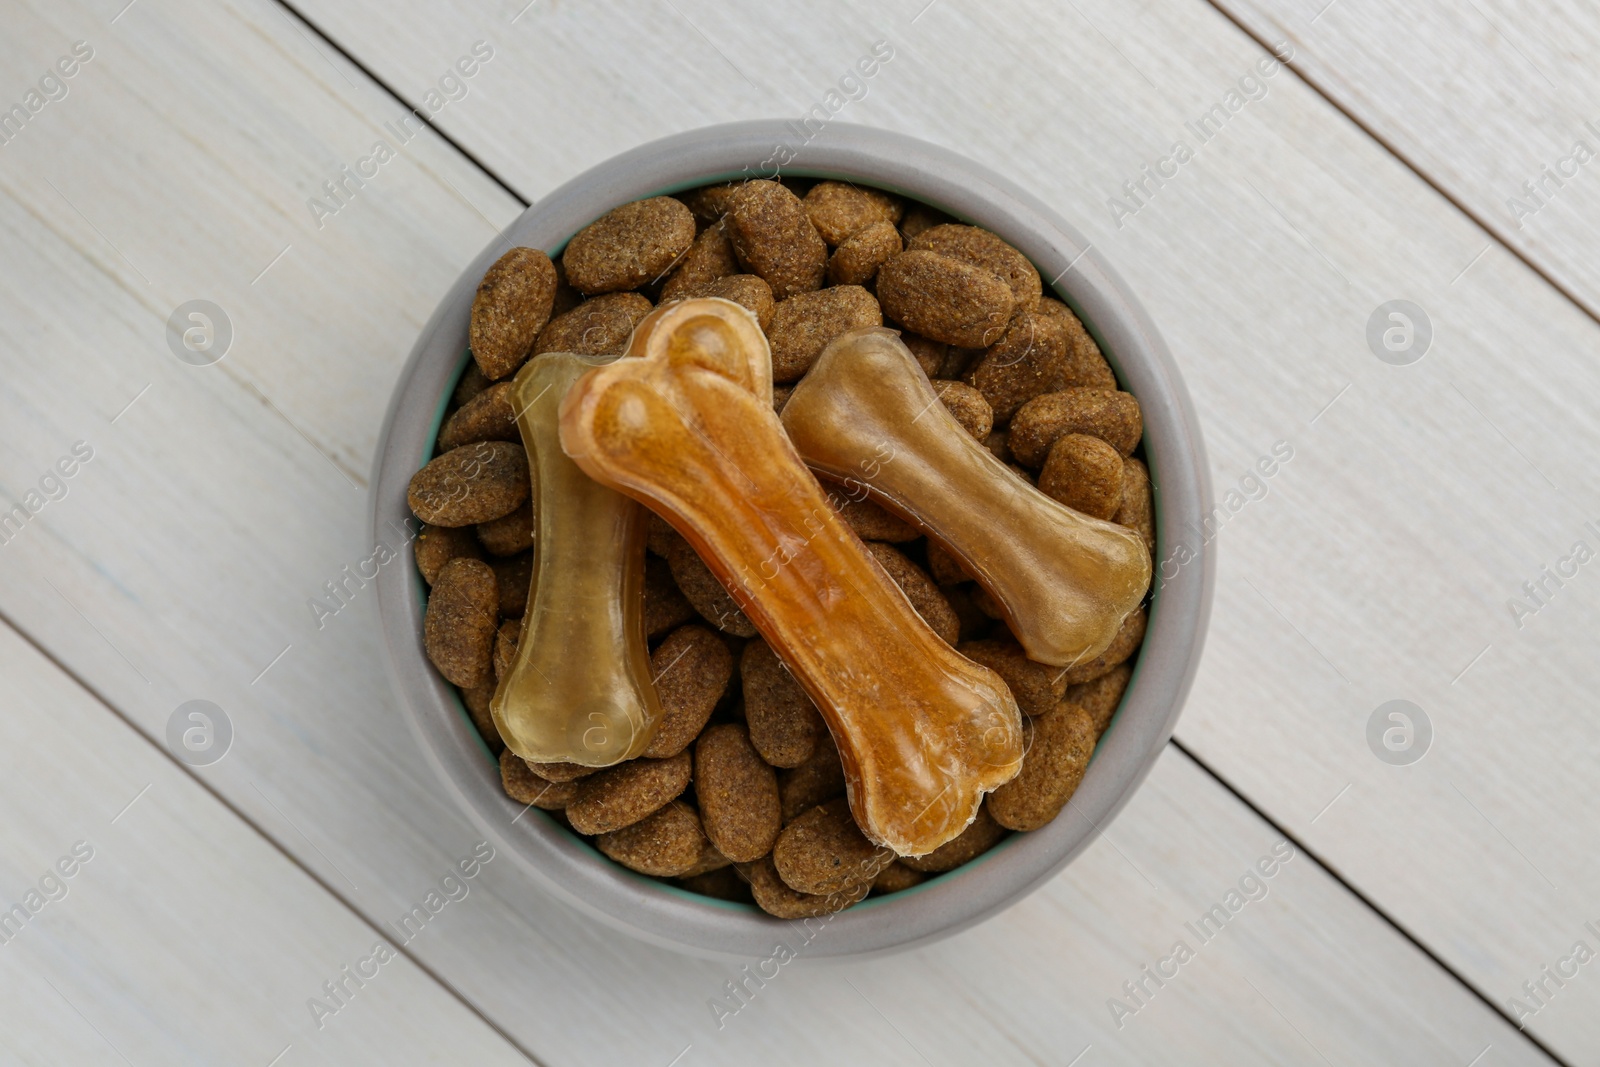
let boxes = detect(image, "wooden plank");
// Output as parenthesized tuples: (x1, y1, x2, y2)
(0, 618, 530, 1065)
(281, 0, 1600, 1059)
(1211, 0, 1600, 318)
(0, 0, 1572, 1061)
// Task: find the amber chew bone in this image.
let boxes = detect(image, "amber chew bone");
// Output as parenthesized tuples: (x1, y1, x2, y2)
(559, 300, 1023, 857)
(490, 352, 663, 766)
(783, 328, 1151, 668)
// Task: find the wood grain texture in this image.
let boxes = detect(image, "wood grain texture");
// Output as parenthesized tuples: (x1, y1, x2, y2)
(0, 618, 530, 1065)
(289, 0, 1600, 1059)
(0, 0, 1582, 1061)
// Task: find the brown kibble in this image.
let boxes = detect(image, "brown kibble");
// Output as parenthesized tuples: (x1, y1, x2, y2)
(985, 429, 1011, 464)
(910, 224, 1040, 314)
(643, 556, 695, 638)
(963, 309, 1070, 421)
(680, 866, 751, 902)
(1116, 457, 1155, 555)
(493, 617, 521, 682)
(1061, 607, 1146, 685)
(901, 333, 948, 377)
(899, 806, 1007, 872)
(415, 524, 482, 585)
(900, 202, 952, 241)
(534, 292, 654, 357)
(1009, 389, 1143, 466)
(490, 551, 531, 618)
(837, 497, 919, 542)
(642, 625, 734, 759)
(925, 539, 968, 586)
(972, 583, 1006, 620)
(453, 363, 492, 407)
(779, 732, 846, 822)
(526, 759, 595, 784)
(662, 536, 758, 637)
(939, 345, 985, 380)
(827, 219, 902, 286)
(726, 181, 828, 300)
(680, 837, 733, 877)
(877, 250, 1014, 348)
(549, 257, 583, 317)
(1039, 434, 1125, 520)
(563, 197, 696, 294)
(766, 286, 882, 382)
(743, 856, 869, 918)
(477, 500, 534, 557)
(565, 751, 692, 835)
(1036, 297, 1116, 390)
(500, 750, 580, 809)
(988, 704, 1096, 831)
(804, 181, 904, 245)
(774, 798, 894, 894)
(696, 724, 782, 862)
(772, 384, 794, 414)
(1067, 661, 1134, 735)
(942, 585, 993, 641)
(676, 183, 740, 227)
(930, 379, 994, 440)
(470, 247, 557, 380)
(865, 542, 959, 645)
(408, 441, 530, 527)
(438, 381, 519, 451)
(873, 861, 927, 894)
(424, 558, 499, 688)
(959, 637, 1065, 717)
(596, 800, 709, 876)
(459, 679, 503, 755)
(645, 512, 677, 558)
(688, 274, 775, 331)
(741, 638, 825, 768)
(661, 222, 738, 301)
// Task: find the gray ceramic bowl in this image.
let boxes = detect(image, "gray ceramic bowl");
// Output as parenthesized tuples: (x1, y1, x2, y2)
(372, 120, 1214, 961)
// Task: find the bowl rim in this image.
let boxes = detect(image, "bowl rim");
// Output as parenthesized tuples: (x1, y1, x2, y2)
(370, 119, 1215, 961)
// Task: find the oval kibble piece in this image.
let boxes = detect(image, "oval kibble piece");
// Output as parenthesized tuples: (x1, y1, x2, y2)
(984, 429, 1011, 465)
(415, 523, 482, 585)
(898, 805, 1007, 872)
(942, 585, 993, 642)
(1010, 389, 1144, 466)
(676, 183, 740, 227)
(490, 551, 531, 618)
(438, 381, 520, 452)
(643, 556, 696, 638)
(963, 309, 1070, 421)
(779, 732, 846, 823)
(533, 292, 654, 357)
(679, 836, 733, 877)
(900, 202, 953, 241)
(1067, 661, 1134, 735)
(470, 247, 557, 380)
(901, 333, 948, 377)
(679, 866, 751, 902)
(877, 250, 1014, 348)
(910, 224, 1040, 314)
(454, 363, 492, 407)
(500, 750, 580, 809)
(1060, 607, 1146, 685)
(1037, 298, 1117, 390)
(424, 558, 499, 688)
(924, 539, 968, 586)
(526, 759, 596, 783)
(596, 800, 708, 876)
(565, 751, 692, 835)
(930, 379, 994, 441)
(741, 637, 826, 768)
(408, 440, 531, 527)
(1039, 433, 1125, 521)
(958, 637, 1066, 717)
(477, 500, 534, 557)
(827, 219, 902, 287)
(460, 679, 504, 755)
(695, 724, 781, 862)
(1115, 457, 1155, 555)
(726, 180, 827, 300)
(493, 617, 520, 682)
(766, 286, 883, 382)
(662, 534, 758, 637)
(988, 703, 1097, 831)
(865, 542, 960, 646)
(687, 274, 775, 331)
(563, 196, 696, 294)
(873, 861, 927, 894)
(744, 856, 870, 918)
(837, 497, 919, 543)
(804, 181, 904, 245)
(773, 798, 894, 895)
(642, 625, 734, 759)
(661, 222, 738, 301)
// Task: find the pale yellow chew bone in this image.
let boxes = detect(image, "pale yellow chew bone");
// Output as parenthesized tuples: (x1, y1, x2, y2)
(782, 327, 1151, 668)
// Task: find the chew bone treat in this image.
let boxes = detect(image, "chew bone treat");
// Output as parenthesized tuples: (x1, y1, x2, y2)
(490, 351, 663, 767)
(782, 327, 1151, 668)
(559, 298, 1024, 856)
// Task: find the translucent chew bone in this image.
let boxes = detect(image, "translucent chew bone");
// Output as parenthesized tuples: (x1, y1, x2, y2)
(560, 299, 1023, 856)
(490, 352, 663, 766)
(782, 327, 1151, 668)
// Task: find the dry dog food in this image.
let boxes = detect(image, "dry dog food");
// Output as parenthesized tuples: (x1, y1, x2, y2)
(415, 178, 1155, 917)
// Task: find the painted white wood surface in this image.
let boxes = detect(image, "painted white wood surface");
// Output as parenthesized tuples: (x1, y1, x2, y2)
(288, 0, 1600, 1059)
(1216, 0, 1600, 317)
(0, 0, 1580, 1064)
(0, 619, 530, 1065)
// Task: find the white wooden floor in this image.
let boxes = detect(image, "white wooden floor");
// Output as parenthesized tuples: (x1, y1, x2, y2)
(1, 1, 1595, 1063)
